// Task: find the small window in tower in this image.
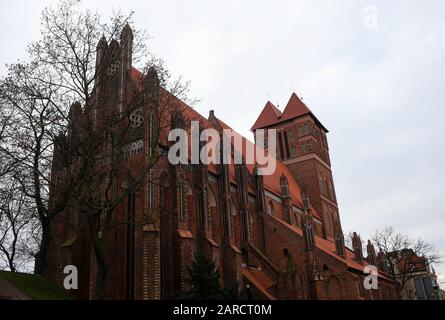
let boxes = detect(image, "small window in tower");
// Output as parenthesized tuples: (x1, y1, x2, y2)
(318, 173, 324, 194)
(277, 132, 284, 160)
(284, 131, 290, 158)
(264, 129, 268, 148)
(283, 248, 289, 257)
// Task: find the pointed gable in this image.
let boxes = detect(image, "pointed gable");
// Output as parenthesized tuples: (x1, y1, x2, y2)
(251, 101, 282, 130)
(281, 93, 311, 121)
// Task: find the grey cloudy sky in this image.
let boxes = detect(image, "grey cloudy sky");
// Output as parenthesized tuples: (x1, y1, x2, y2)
(1, 0, 445, 284)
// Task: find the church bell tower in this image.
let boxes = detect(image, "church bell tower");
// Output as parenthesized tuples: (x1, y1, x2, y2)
(251, 93, 341, 239)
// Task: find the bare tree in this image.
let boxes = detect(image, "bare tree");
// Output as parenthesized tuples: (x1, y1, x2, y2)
(372, 226, 441, 299)
(0, 61, 73, 274)
(0, 179, 39, 272)
(0, 0, 193, 299)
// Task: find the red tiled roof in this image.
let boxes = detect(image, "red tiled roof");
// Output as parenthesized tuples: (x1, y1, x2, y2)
(251, 93, 328, 132)
(281, 93, 311, 122)
(251, 101, 282, 130)
(251, 94, 310, 130)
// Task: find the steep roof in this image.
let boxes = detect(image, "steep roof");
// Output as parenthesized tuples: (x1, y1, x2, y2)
(251, 101, 282, 130)
(281, 93, 311, 121)
(251, 93, 328, 132)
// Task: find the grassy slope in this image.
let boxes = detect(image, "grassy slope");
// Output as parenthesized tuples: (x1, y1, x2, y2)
(0, 271, 73, 300)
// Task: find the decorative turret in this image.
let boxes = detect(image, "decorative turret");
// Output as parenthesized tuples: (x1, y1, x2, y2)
(352, 232, 364, 262)
(311, 260, 323, 281)
(170, 108, 185, 130)
(301, 190, 315, 250)
(96, 35, 108, 69)
(120, 23, 133, 70)
(334, 220, 345, 257)
(367, 240, 377, 266)
(377, 249, 389, 274)
(144, 67, 160, 105)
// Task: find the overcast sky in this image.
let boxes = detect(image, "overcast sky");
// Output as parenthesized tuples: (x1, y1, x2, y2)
(1, 0, 445, 285)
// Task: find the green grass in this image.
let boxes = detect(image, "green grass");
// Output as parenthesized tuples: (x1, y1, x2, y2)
(0, 271, 74, 300)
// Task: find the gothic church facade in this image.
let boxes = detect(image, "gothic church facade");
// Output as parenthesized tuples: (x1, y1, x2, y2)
(45, 25, 397, 300)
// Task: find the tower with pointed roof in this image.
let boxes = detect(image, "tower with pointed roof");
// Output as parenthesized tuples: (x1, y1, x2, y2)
(252, 93, 340, 239)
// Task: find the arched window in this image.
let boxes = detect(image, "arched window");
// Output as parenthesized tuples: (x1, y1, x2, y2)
(335, 234, 346, 257)
(206, 187, 217, 236)
(277, 132, 284, 160)
(318, 172, 325, 194)
(324, 176, 329, 197)
(148, 111, 154, 158)
(323, 205, 333, 236)
(284, 207, 290, 224)
(267, 201, 275, 216)
(304, 222, 314, 250)
(280, 175, 289, 197)
(178, 178, 185, 220)
(147, 169, 155, 212)
(247, 210, 254, 243)
(228, 199, 237, 243)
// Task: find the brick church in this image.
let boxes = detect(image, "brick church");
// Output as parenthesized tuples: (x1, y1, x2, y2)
(44, 24, 397, 300)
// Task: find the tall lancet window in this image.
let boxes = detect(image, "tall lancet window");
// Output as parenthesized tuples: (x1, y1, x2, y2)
(280, 175, 289, 197)
(304, 222, 314, 250)
(284, 207, 290, 224)
(228, 200, 236, 243)
(247, 210, 254, 243)
(179, 178, 185, 220)
(148, 112, 154, 158)
(147, 169, 155, 212)
(335, 234, 346, 257)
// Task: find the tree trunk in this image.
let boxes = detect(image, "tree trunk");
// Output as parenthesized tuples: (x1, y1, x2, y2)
(95, 255, 108, 300)
(35, 223, 51, 275)
(92, 236, 109, 300)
